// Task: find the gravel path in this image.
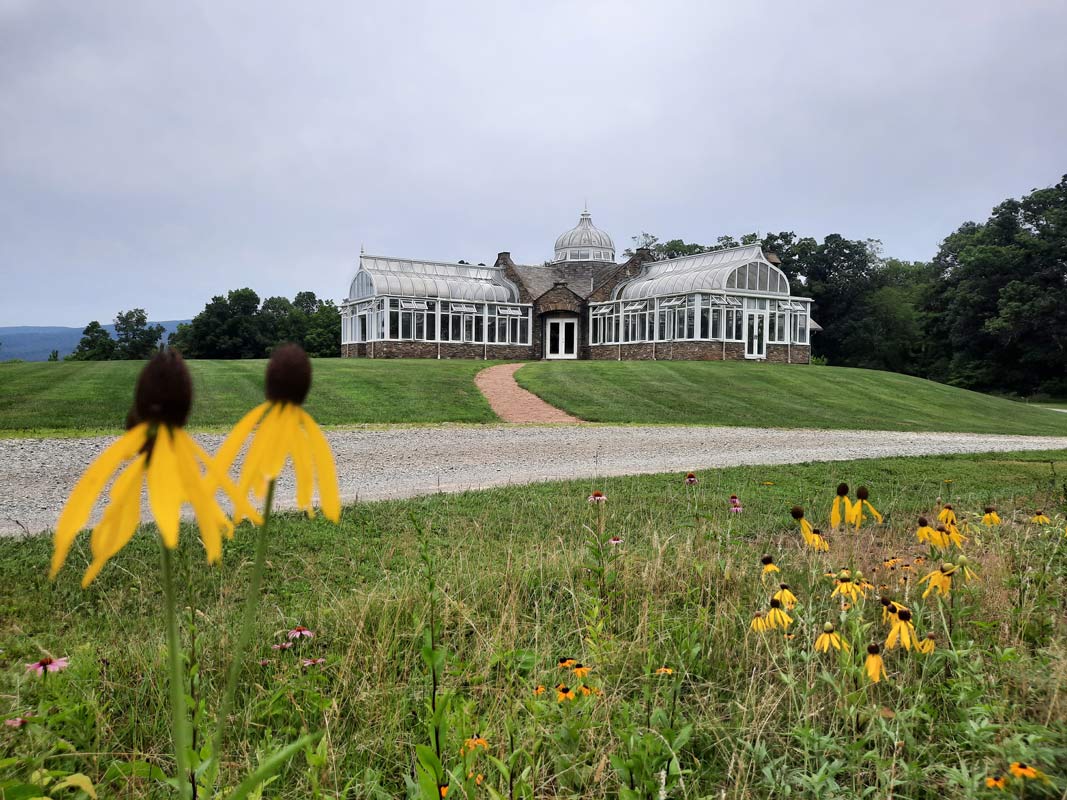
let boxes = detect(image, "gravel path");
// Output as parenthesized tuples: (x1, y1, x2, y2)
(3, 425, 1067, 537)
(474, 363, 580, 423)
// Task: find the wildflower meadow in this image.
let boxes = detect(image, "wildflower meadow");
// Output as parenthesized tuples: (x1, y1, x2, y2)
(1, 353, 1066, 798)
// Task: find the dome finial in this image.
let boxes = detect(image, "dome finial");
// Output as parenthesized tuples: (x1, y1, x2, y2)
(552, 208, 615, 263)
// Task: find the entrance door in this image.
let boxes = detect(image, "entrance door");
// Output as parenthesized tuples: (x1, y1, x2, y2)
(744, 312, 767, 359)
(545, 318, 578, 360)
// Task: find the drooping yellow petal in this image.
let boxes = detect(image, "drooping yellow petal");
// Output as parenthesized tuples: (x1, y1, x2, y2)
(830, 496, 841, 528)
(214, 402, 270, 473)
(301, 408, 340, 522)
(188, 435, 262, 527)
(171, 431, 223, 563)
(865, 654, 884, 683)
(51, 424, 148, 578)
(239, 404, 288, 497)
(864, 501, 883, 524)
(147, 427, 183, 549)
(83, 454, 147, 586)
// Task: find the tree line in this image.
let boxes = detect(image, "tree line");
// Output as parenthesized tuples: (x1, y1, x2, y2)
(626, 175, 1067, 397)
(68, 290, 340, 361)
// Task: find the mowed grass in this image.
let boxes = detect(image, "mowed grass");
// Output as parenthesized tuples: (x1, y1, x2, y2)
(2, 450, 1066, 797)
(0, 359, 498, 435)
(516, 360, 1067, 435)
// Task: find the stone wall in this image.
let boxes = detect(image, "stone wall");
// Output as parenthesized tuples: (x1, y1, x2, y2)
(587, 341, 811, 362)
(341, 341, 536, 360)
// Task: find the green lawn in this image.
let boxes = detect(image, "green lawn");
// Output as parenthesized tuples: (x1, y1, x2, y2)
(516, 361, 1067, 435)
(2, 451, 1065, 797)
(0, 359, 498, 435)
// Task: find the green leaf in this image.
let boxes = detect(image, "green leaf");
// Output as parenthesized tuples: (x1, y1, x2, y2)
(224, 731, 322, 800)
(52, 774, 98, 798)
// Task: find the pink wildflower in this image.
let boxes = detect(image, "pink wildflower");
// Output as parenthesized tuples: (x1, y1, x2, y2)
(588, 491, 606, 504)
(684, 473, 698, 486)
(729, 495, 744, 513)
(608, 535, 623, 546)
(301, 658, 326, 667)
(287, 626, 315, 640)
(258, 659, 271, 666)
(26, 656, 68, 676)
(5, 716, 30, 728)
(271, 642, 293, 651)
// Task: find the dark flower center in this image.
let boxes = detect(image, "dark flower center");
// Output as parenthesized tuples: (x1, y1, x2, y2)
(134, 351, 193, 426)
(265, 343, 312, 405)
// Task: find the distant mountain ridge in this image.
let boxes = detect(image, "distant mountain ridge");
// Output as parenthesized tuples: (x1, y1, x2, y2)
(0, 321, 190, 361)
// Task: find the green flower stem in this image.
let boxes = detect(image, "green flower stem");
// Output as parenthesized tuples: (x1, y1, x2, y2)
(209, 479, 276, 791)
(161, 544, 192, 800)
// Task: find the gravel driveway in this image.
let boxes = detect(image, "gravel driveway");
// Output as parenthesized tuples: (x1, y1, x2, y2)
(3, 425, 1067, 537)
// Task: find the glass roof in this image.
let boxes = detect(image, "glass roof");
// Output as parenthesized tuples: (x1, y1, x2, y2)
(349, 255, 519, 303)
(617, 244, 791, 300)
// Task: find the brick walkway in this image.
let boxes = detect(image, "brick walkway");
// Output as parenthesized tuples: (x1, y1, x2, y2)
(474, 363, 581, 424)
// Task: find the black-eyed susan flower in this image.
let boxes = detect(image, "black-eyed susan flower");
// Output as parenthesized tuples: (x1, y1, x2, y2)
(938, 504, 957, 526)
(985, 775, 1006, 789)
(557, 657, 577, 669)
(572, 663, 590, 679)
(684, 472, 698, 486)
(981, 506, 1002, 526)
(773, 583, 798, 610)
(655, 667, 673, 675)
(766, 598, 793, 629)
(556, 685, 576, 702)
(916, 633, 936, 654)
(865, 643, 887, 683)
(1030, 511, 1051, 524)
(533, 685, 546, 696)
(760, 555, 780, 578)
(51, 352, 262, 587)
(849, 486, 882, 529)
(815, 622, 849, 652)
(1009, 762, 1044, 780)
(885, 608, 918, 651)
(439, 785, 448, 798)
(830, 483, 852, 528)
(750, 611, 769, 634)
(216, 344, 340, 521)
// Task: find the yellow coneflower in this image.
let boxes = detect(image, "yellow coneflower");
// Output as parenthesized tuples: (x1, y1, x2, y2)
(814, 622, 849, 652)
(51, 352, 262, 587)
(215, 344, 340, 522)
(655, 667, 673, 675)
(572, 663, 591, 679)
(831, 574, 862, 603)
(885, 608, 919, 651)
(880, 596, 908, 625)
(938, 504, 958, 526)
(790, 506, 814, 543)
(946, 524, 967, 548)
(556, 685, 576, 702)
(981, 506, 1002, 526)
(1009, 762, 1043, 780)
(916, 632, 936, 654)
(849, 486, 883, 530)
(830, 483, 853, 528)
(865, 643, 887, 683)
(1030, 511, 1051, 525)
(985, 775, 1006, 790)
(916, 517, 938, 546)
(766, 598, 793, 629)
(750, 611, 769, 634)
(773, 583, 798, 610)
(855, 572, 875, 593)
(760, 555, 780, 578)
(955, 554, 979, 583)
(920, 563, 956, 599)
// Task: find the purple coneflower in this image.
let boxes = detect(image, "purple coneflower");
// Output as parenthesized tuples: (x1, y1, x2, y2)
(288, 626, 314, 640)
(608, 535, 623, 546)
(5, 716, 31, 728)
(684, 473, 698, 486)
(587, 490, 606, 503)
(301, 658, 326, 667)
(271, 642, 293, 651)
(26, 656, 68, 676)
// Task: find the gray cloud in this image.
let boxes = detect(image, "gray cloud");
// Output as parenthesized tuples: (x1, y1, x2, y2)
(1, 0, 1065, 326)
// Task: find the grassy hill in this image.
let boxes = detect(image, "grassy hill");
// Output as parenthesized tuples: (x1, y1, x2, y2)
(515, 361, 1067, 435)
(0, 359, 496, 435)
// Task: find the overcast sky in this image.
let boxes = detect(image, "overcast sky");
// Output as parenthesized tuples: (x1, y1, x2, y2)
(1, 1, 1065, 327)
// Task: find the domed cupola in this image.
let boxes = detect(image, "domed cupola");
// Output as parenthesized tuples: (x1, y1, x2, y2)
(553, 209, 615, 263)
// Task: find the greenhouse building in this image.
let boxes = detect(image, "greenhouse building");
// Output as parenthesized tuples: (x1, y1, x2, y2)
(341, 211, 816, 362)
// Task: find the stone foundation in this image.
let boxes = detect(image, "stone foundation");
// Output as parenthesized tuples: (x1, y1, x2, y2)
(587, 341, 810, 363)
(342, 341, 537, 360)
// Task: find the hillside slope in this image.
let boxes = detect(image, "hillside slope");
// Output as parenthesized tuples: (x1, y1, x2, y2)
(0, 321, 188, 361)
(515, 361, 1067, 435)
